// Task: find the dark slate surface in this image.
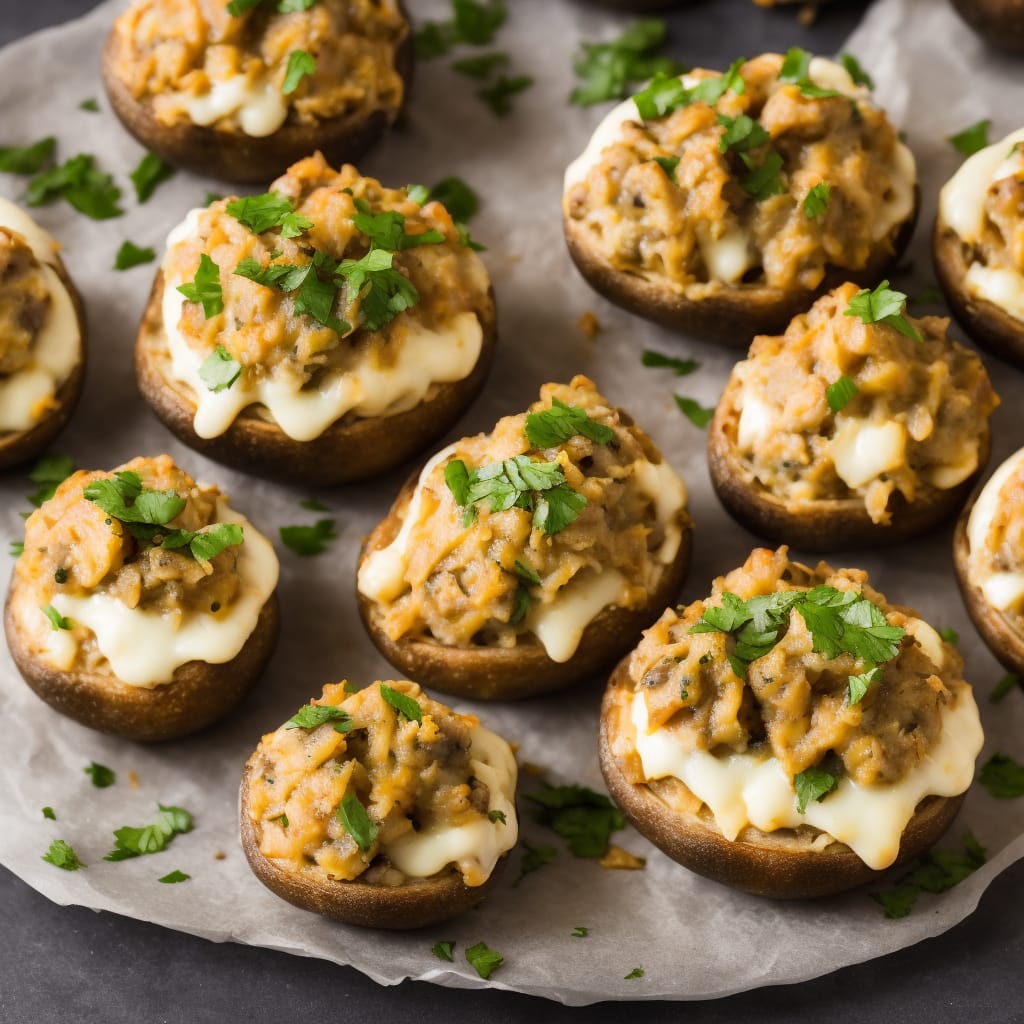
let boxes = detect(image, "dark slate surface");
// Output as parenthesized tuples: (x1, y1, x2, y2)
(1, 2, 1022, 1022)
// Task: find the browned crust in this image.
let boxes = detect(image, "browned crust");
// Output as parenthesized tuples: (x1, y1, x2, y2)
(933, 213, 1024, 370)
(0, 256, 87, 471)
(706, 372, 989, 551)
(598, 654, 966, 899)
(953, 491, 1024, 681)
(356, 474, 693, 701)
(100, 8, 413, 184)
(952, 0, 1024, 51)
(239, 752, 507, 929)
(4, 591, 279, 742)
(563, 189, 918, 347)
(134, 270, 497, 485)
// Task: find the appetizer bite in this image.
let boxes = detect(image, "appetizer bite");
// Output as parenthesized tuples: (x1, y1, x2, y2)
(0, 198, 85, 470)
(600, 546, 984, 899)
(357, 377, 692, 700)
(708, 282, 998, 550)
(954, 448, 1024, 682)
(563, 51, 917, 344)
(934, 125, 1024, 368)
(5, 455, 279, 740)
(102, 0, 411, 183)
(136, 155, 496, 484)
(241, 679, 517, 928)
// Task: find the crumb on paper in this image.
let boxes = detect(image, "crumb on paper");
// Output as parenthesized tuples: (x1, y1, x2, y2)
(522, 761, 548, 779)
(598, 844, 647, 871)
(577, 311, 600, 339)
(127, 770, 140, 789)
(214, 850, 226, 860)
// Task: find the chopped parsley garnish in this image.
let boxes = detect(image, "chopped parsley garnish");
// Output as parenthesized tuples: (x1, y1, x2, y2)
(432, 940, 455, 962)
(226, 192, 313, 237)
(802, 182, 831, 219)
(129, 152, 174, 203)
(426, 176, 479, 223)
(26, 153, 123, 219)
(525, 784, 624, 857)
(794, 766, 838, 813)
(513, 840, 557, 886)
(937, 626, 959, 646)
(42, 806, 56, 820)
(0, 136, 56, 174)
(28, 453, 75, 507)
(336, 791, 377, 852)
(235, 252, 348, 333)
(453, 52, 508, 79)
(80, 98, 100, 112)
(846, 666, 880, 706)
(979, 753, 1024, 798)
(739, 151, 784, 200)
(825, 374, 858, 413)
(177, 254, 223, 318)
(285, 704, 352, 733)
(9, 542, 24, 557)
(844, 281, 922, 341)
(84, 762, 115, 788)
(674, 395, 715, 429)
(380, 683, 423, 724)
(158, 870, 190, 884)
(525, 397, 614, 448)
(352, 197, 445, 250)
(444, 456, 587, 534)
(104, 804, 194, 861)
(570, 19, 685, 107)
(510, 583, 532, 625)
(41, 605, 72, 631)
(204, 192, 223, 207)
(488, 809, 507, 824)
(479, 74, 534, 117)
(114, 241, 156, 271)
(270, 812, 289, 828)
(42, 839, 84, 871)
(624, 968, 645, 980)
(778, 47, 840, 99)
(873, 833, 986, 918)
(642, 349, 699, 376)
(279, 519, 336, 556)
(633, 58, 745, 121)
(283, 49, 316, 94)
(513, 559, 541, 587)
(198, 344, 243, 393)
(300, 497, 329, 512)
(465, 941, 503, 980)
(652, 155, 680, 180)
(717, 113, 769, 154)
(571, 926, 589, 938)
(948, 119, 991, 157)
(840, 52, 874, 89)
(991, 673, 1020, 703)
(415, 0, 506, 57)
(228, 0, 318, 14)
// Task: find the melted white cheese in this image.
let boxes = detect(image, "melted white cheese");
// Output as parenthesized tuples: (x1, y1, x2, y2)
(44, 499, 279, 688)
(630, 458, 688, 564)
(181, 74, 288, 138)
(966, 446, 1024, 611)
(161, 213, 483, 442)
(386, 725, 518, 885)
(829, 418, 906, 490)
(631, 684, 983, 870)
(964, 264, 1024, 321)
(0, 197, 82, 432)
(736, 392, 775, 453)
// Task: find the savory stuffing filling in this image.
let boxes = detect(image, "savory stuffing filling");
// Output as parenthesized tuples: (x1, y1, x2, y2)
(0, 229, 50, 376)
(247, 681, 517, 886)
(728, 282, 998, 524)
(110, 0, 408, 134)
(358, 376, 689, 654)
(564, 52, 915, 295)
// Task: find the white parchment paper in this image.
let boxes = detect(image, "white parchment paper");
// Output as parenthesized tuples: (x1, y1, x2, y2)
(1, 0, 1023, 1005)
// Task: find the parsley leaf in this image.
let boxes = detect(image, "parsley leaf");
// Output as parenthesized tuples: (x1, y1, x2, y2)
(739, 151, 785, 200)
(80, 98, 100, 113)
(129, 152, 174, 203)
(42, 839, 84, 871)
(41, 605, 72, 631)
(279, 519, 337, 556)
(285, 703, 352, 733)
(187, 524, 244, 562)
(652, 155, 680, 180)
(283, 49, 316, 94)
(432, 940, 455, 962)
(465, 941, 503, 980)
(336, 248, 419, 331)
(26, 153, 123, 219)
(452, 52, 508, 79)
(0, 136, 56, 174)
(794, 766, 838, 813)
(336, 791, 377, 852)
(513, 559, 541, 586)
(992, 673, 1020, 703)
(937, 626, 959, 646)
(380, 683, 423, 724)
(300, 497, 329, 512)
(525, 396, 614, 448)
(634, 59, 745, 121)
(84, 470, 185, 526)
(948, 119, 990, 157)
(846, 665, 880, 705)
(802, 182, 831, 219)
(452, 0, 506, 44)
(352, 198, 445, 251)
(479, 74, 533, 117)
(226, 192, 313, 237)
(513, 840, 557, 886)
(674, 395, 715, 429)
(198, 344, 242, 392)
(104, 804, 193, 861)
(9, 542, 24, 557)
(571, 926, 589, 938)
(114, 241, 156, 270)
(624, 968, 645, 980)
(177, 254, 223, 318)
(488, 809, 507, 824)
(526, 784, 625, 857)
(42, 806, 56, 820)
(979, 753, 1024, 798)
(826, 374, 858, 413)
(840, 52, 874, 89)
(427, 176, 479, 223)
(28, 453, 75, 506)
(510, 583, 532, 625)
(158, 869, 191, 883)
(779, 47, 840, 99)
(643, 349, 698, 375)
(873, 833, 986, 917)
(844, 280, 922, 341)
(717, 113, 769, 153)
(235, 253, 348, 333)
(204, 192, 223, 207)
(84, 762, 115, 788)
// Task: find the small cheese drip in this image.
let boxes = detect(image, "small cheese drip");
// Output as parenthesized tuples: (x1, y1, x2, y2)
(182, 74, 288, 137)
(527, 569, 629, 663)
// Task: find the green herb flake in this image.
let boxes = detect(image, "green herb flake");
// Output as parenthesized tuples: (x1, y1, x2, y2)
(979, 753, 1024, 798)
(465, 941, 503, 980)
(300, 497, 329, 512)
(198, 344, 243, 392)
(513, 559, 541, 587)
(513, 840, 557, 886)
(674, 395, 716, 429)
(873, 833, 986, 918)
(624, 967, 645, 980)
(840, 52, 874, 89)
(717, 113, 769, 154)
(104, 803, 193, 861)
(26, 153, 123, 219)
(651, 155, 680, 180)
(846, 666, 880, 706)
(84, 762, 115, 788)
(802, 182, 831, 219)
(432, 940, 455, 962)
(844, 280, 922, 342)
(42, 806, 56, 820)
(41, 604, 72, 631)
(794, 766, 838, 814)
(826, 374, 858, 413)
(488, 809, 507, 824)
(226, 192, 313, 237)
(779, 47, 840, 99)
(428, 176, 479, 223)
(204, 192, 223, 207)
(80, 98, 100, 112)
(571, 926, 589, 938)
(739, 150, 785, 200)
(283, 49, 316, 95)
(479, 75, 533, 117)
(526, 784, 624, 857)
(27, 453, 75, 507)
(991, 673, 1020, 703)
(158, 870, 190, 884)
(937, 626, 959, 646)
(113, 241, 156, 271)
(285, 703, 352, 733)
(525, 396, 614, 448)
(10, 541, 25, 557)
(452, 52, 508, 80)
(177, 253, 223, 318)
(642, 349, 699, 376)
(0, 136, 56, 174)
(42, 839, 84, 871)
(948, 119, 991, 157)
(336, 790, 378, 852)
(129, 152, 175, 203)
(279, 519, 337, 556)
(379, 683, 423, 724)
(452, 0, 506, 44)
